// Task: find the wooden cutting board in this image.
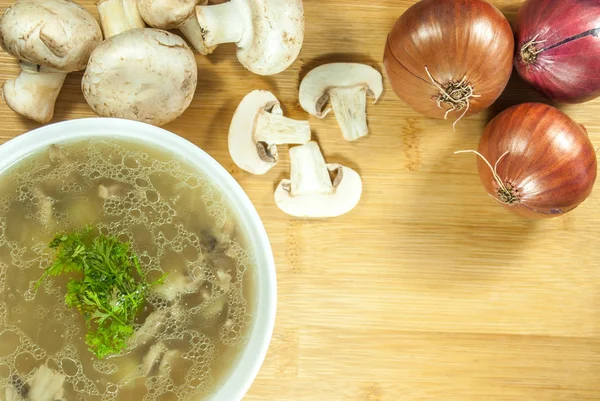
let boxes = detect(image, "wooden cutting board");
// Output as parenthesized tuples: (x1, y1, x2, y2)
(1, 1, 600, 400)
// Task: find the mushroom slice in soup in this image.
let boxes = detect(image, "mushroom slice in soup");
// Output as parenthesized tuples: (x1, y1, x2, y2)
(97, 179, 140, 200)
(199, 292, 229, 324)
(129, 305, 186, 347)
(1, 386, 23, 401)
(30, 188, 55, 225)
(26, 365, 66, 401)
(142, 342, 181, 377)
(152, 270, 203, 303)
(47, 145, 70, 165)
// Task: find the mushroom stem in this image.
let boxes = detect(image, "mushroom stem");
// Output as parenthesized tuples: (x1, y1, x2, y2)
(329, 86, 369, 141)
(288, 142, 334, 196)
(178, 13, 215, 55)
(97, 0, 145, 38)
(196, 1, 247, 48)
(2, 62, 67, 123)
(254, 110, 312, 145)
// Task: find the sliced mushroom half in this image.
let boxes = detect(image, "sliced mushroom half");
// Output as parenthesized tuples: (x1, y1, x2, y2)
(299, 63, 383, 141)
(274, 141, 362, 218)
(229, 90, 311, 175)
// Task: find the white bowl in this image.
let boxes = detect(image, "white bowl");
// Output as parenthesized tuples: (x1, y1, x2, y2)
(0, 117, 277, 401)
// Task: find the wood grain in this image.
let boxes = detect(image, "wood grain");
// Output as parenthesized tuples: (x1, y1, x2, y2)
(1, 1, 600, 400)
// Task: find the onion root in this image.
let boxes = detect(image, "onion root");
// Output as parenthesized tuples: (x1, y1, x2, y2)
(425, 66, 481, 130)
(454, 149, 518, 205)
(520, 34, 546, 64)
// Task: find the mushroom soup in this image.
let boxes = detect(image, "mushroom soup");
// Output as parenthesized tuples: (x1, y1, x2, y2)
(0, 139, 255, 400)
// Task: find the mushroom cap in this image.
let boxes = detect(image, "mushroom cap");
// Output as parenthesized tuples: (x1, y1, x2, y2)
(0, 0, 103, 72)
(138, 0, 198, 30)
(81, 28, 197, 126)
(237, 0, 305, 76)
(274, 164, 363, 218)
(228, 90, 282, 175)
(299, 63, 383, 118)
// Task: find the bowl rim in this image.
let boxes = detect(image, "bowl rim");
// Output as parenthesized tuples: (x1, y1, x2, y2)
(0, 117, 277, 401)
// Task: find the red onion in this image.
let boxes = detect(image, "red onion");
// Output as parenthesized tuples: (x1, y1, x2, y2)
(383, 0, 514, 127)
(515, 0, 600, 103)
(459, 103, 597, 218)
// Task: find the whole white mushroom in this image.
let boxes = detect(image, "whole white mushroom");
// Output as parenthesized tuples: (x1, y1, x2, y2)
(81, 1, 198, 126)
(0, 0, 103, 123)
(82, 29, 198, 126)
(195, 0, 305, 75)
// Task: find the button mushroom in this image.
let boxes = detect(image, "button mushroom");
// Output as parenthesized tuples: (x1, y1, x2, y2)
(81, 28, 197, 126)
(96, 0, 146, 38)
(299, 63, 383, 141)
(195, 0, 305, 75)
(0, 0, 103, 123)
(138, 0, 214, 55)
(229, 90, 311, 175)
(275, 141, 363, 218)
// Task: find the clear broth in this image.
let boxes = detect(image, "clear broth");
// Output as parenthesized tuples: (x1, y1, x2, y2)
(0, 138, 255, 400)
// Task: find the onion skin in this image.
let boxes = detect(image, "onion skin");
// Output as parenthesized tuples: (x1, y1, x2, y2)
(515, 0, 600, 104)
(477, 103, 597, 219)
(383, 0, 514, 122)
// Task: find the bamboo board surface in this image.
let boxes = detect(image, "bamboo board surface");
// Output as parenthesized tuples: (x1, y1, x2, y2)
(1, 0, 600, 400)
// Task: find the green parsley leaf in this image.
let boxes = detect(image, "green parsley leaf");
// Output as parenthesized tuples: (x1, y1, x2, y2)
(36, 227, 165, 359)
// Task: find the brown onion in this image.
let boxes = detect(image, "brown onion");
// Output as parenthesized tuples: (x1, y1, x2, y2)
(383, 0, 514, 127)
(459, 103, 597, 218)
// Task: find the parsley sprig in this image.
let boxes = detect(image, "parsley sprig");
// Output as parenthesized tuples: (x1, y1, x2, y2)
(36, 227, 165, 359)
